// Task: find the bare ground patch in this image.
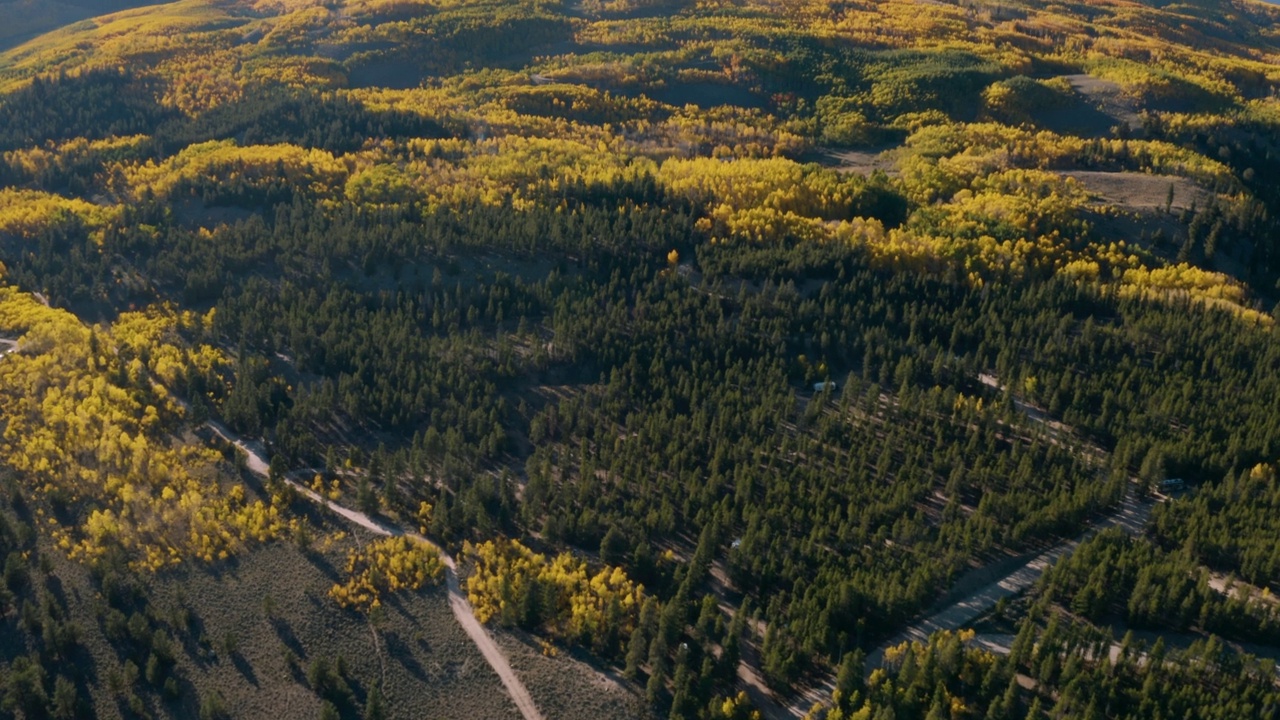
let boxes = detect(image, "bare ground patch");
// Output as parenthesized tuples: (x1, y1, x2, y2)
(1062, 74, 1143, 131)
(22, 511, 526, 720)
(491, 632, 655, 720)
(824, 146, 899, 176)
(1028, 74, 1142, 138)
(149, 538, 525, 720)
(1062, 170, 1210, 212)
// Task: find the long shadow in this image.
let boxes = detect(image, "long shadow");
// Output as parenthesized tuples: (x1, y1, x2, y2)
(164, 674, 204, 720)
(229, 650, 260, 687)
(42, 572, 68, 607)
(383, 589, 412, 619)
(66, 641, 100, 706)
(273, 617, 306, 659)
(305, 550, 343, 583)
(176, 609, 216, 669)
(1034, 103, 1122, 139)
(384, 631, 428, 681)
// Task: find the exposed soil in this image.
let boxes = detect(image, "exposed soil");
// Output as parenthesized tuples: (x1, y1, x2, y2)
(1062, 170, 1210, 212)
(492, 633, 655, 720)
(211, 423, 548, 720)
(824, 146, 899, 176)
(12, 486, 524, 720)
(149, 541, 525, 720)
(1063, 74, 1144, 130)
(1028, 74, 1143, 138)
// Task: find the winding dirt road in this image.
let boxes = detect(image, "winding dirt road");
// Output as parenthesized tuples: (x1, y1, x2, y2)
(207, 422, 545, 720)
(865, 487, 1153, 674)
(866, 373, 1153, 675)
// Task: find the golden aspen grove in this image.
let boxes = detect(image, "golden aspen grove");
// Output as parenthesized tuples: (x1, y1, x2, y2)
(329, 536, 445, 610)
(0, 0, 1279, 718)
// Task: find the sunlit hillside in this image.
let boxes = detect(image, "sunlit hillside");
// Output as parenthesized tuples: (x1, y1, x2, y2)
(0, 0, 174, 52)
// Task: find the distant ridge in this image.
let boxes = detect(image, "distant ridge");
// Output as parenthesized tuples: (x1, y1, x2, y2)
(0, 0, 172, 53)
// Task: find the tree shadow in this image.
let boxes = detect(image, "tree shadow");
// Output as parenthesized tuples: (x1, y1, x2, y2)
(384, 631, 428, 681)
(229, 650, 260, 687)
(305, 550, 343, 583)
(273, 616, 306, 658)
(176, 610, 216, 669)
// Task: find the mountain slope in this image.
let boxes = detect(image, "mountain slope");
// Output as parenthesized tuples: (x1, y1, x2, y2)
(0, 0, 175, 53)
(0, 1, 1279, 719)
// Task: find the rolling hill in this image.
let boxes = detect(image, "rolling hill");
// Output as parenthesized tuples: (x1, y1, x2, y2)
(0, 1, 1279, 719)
(0, 0, 176, 52)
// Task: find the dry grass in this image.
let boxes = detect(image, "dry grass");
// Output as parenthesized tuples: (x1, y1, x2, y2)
(144, 536, 527, 720)
(64, 531, 521, 718)
(8, 483, 658, 720)
(492, 631, 656, 720)
(1062, 170, 1210, 211)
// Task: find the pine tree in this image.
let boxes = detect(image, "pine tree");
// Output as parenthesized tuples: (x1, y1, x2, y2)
(365, 684, 386, 720)
(625, 624, 648, 680)
(835, 650, 865, 707)
(646, 633, 669, 704)
(357, 476, 379, 515)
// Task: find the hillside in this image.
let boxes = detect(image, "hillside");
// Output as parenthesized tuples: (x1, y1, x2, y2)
(0, 1, 172, 52)
(0, 1, 1279, 719)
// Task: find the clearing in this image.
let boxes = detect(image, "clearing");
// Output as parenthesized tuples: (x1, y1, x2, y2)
(1063, 170, 1210, 212)
(210, 422, 550, 720)
(825, 147, 899, 176)
(864, 487, 1154, 676)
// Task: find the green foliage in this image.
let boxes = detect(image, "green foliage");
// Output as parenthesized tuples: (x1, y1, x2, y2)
(983, 76, 1074, 124)
(840, 620, 1280, 720)
(199, 689, 229, 720)
(1041, 528, 1280, 642)
(1151, 463, 1280, 587)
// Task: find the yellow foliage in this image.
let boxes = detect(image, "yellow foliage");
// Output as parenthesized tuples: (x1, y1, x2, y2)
(0, 286, 271, 571)
(1119, 263, 1270, 323)
(0, 189, 116, 239)
(462, 538, 643, 648)
(416, 500, 433, 535)
(119, 140, 349, 202)
(657, 156, 858, 220)
(3, 136, 148, 184)
(329, 535, 444, 610)
(712, 691, 762, 720)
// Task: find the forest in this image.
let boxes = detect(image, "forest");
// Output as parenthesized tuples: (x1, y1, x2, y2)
(1, 0, 1280, 718)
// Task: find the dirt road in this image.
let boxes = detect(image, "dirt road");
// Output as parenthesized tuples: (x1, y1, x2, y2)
(724, 488, 1151, 718)
(865, 488, 1153, 674)
(208, 422, 546, 720)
